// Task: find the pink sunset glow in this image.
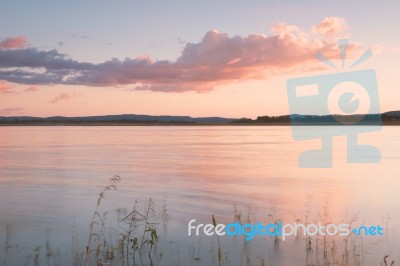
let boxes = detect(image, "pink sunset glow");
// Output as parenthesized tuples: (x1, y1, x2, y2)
(0, 16, 398, 118)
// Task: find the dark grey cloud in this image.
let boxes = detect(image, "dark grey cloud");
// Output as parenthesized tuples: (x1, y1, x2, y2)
(0, 48, 93, 70)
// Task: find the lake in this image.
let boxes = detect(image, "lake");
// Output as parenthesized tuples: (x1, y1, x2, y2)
(0, 126, 399, 265)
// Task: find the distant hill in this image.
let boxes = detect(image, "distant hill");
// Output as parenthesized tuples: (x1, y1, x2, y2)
(0, 114, 236, 124)
(0, 111, 399, 125)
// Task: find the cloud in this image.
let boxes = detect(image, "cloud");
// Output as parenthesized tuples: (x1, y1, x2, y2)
(0, 80, 15, 93)
(0, 36, 27, 49)
(0, 81, 39, 94)
(0, 17, 364, 92)
(72, 34, 89, 39)
(0, 48, 92, 70)
(49, 92, 76, 104)
(25, 86, 39, 92)
(313, 17, 346, 35)
(0, 107, 24, 116)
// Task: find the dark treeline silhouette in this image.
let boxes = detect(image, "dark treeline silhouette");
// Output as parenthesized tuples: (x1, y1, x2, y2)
(0, 112, 400, 125)
(235, 113, 399, 125)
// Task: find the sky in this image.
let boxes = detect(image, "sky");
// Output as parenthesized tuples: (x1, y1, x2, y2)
(0, 0, 400, 118)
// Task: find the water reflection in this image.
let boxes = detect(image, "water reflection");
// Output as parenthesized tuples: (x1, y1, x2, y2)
(0, 126, 399, 265)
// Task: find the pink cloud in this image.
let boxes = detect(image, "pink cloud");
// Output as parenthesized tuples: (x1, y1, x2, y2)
(0, 18, 365, 92)
(48, 93, 75, 104)
(313, 17, 347, 35)
(0, 36, 27, 49)
(0, 80, 15, 93)
(82, 17, 359, 92)
(0, 107, 24, 116)
(25, 86, 39, 92)
(78, 17, 358, 92)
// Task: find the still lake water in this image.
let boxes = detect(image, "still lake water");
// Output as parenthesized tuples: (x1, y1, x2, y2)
(0, 126, 399, 265)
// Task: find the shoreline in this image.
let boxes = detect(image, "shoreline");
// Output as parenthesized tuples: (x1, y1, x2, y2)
(0, 122, 399, 126)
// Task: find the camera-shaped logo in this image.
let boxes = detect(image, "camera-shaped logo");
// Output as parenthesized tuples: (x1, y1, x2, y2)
(287, 40, 381, 168)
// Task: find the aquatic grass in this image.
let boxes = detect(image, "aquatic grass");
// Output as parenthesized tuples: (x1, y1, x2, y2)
(212, 215, 225, 266)
(118, 201, 139, 265)
(72, 222, 84, 266)
(0, 178, 397, 266)
(1, 224, 13, 266)
(45, 228, 52, 266)
(85, 174, 121, 266)
(118, 197, 161, 266)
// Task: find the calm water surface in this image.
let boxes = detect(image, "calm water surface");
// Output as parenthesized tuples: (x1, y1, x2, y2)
(0, 126, 399, 265)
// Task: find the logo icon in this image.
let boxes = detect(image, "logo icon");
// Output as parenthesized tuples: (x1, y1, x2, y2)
(287, 39, 381, 168)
